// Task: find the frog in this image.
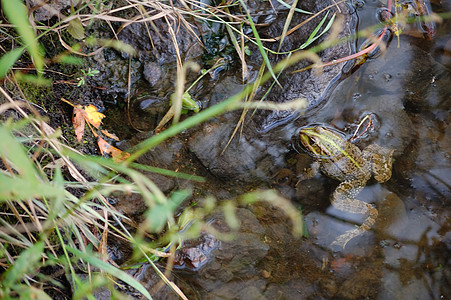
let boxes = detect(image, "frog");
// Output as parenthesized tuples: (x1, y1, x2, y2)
(297, 124, 394, 249)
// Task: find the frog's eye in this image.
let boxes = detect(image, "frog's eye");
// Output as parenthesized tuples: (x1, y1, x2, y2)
(306, 137, 319, 148)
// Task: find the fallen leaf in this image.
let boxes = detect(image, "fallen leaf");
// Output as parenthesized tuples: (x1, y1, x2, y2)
(112, 150, 130, 163)
(67, 18, 85, 40)
(73, 106, 86, 142)
(97, 137, 111, 155)
(83, 104, 105, 128)
(101, 129, 119, 141)
(97, 137, 130, 162)
(330, 254, 354, 271)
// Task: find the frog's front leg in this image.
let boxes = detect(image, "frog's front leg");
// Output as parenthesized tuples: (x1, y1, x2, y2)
(363, 144, 394, 183)
(297, 161, 321, 181)
(329, 179, 378, 249)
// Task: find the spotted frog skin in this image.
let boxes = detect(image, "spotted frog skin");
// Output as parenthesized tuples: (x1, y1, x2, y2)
(299, 124, 394, 249)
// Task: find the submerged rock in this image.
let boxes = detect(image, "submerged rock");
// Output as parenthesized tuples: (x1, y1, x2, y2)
(124, 264, 179, 300)
(188, 123, 265, 182)
(173, 208, 270, 297)
(254, 0, 357, 131)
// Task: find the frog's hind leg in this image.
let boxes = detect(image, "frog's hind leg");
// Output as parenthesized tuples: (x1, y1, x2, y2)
(329, 180, 378, 249)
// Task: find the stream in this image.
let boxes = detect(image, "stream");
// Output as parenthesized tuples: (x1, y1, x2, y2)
(92, 0, 451, 299)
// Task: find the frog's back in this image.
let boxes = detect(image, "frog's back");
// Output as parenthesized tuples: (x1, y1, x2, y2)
(320, 144, 371, 183)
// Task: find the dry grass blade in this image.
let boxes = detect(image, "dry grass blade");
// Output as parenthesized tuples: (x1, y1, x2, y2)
(278, 0, 299, 51)
(221, 63, 266, 155)
(223, 5, 249, 82)
(261, 0, 346, 43)
(182, 0, 245, 24)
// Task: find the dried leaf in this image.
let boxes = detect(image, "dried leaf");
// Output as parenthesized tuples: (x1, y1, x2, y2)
(97, 137, 130, 162)
(83, 104, 105, 128)
(69, 100, 108, 145)
(101, 129, 119, 141)
(97, 137, 111, 155)
(112, 150, 130, 163)
(73, 106, 86, 142)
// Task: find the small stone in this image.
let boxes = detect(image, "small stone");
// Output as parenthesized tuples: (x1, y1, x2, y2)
(383, 73, 392, 82)
(143, 62, 162, 87)
(353, 93, 361, 101)
(262, 270, 271, 278)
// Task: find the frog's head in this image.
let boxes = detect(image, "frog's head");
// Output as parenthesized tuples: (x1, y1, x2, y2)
(299, 125, 347, 159)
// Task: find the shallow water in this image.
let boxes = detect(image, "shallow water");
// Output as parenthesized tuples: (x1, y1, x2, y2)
(107, 0, 451, 298)
(171, 3, 449, 300)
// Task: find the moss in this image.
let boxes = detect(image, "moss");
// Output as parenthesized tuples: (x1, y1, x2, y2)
(18, 82, 54, 105)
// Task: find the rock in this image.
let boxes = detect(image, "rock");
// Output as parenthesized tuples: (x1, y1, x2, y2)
(336, 263, 383, 299)
(107, 235, 133, 265)
(132, 135, 183, 168)
(68, 274, 111, 300)
(173, 208, 269, 295)
(31, 0, 81, 22)
(212, 279, 268, 300)
(255, 0, 357, 131)
(125, 264, 179, 300)
(174, 232, 219, 270)
(118, 20, 203, 63)
(264, 279, 316, 299)
(112, 192, 148, 220)
(143, 62, 163, 87)
(189, 123, 265, 182)
(128, 93, 169, 131)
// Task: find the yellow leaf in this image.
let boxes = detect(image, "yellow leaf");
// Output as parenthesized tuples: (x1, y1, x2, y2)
(97, 137, 130, 162)
(83, 104, 105, 128)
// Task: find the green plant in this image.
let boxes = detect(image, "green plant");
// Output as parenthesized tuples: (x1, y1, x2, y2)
(0, 95, 305, 298)
(0, 0, 43, 80)
(76, 68, 100, 87)
(0, 0, 324, 298)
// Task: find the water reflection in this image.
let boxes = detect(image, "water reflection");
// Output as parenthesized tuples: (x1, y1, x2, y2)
(294, 8, 449, 298)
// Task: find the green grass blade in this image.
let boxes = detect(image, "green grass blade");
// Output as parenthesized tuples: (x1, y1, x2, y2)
(66, 246, 153, 300)
(2, 0, 44, 75)
(299, 12, 335, 50)
(0, 174, 63, 201)
(278, 0, 299, 51)
(145, 189, 190, 232)
(130, 162, 205, 182)
(12, 285, 52, 300)
(239, 0, 280, 87)
(0, 47, 24, 79)
(274, 0, 312, 14)
(0, 125, 36, 179)
(0, 125, 64, 200)
(14, 72, 51, 86)
(303, 11, 329, 46)
(2, 241, 44, 287)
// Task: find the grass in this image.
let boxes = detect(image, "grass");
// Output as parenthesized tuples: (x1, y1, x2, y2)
(0, 99, 304, 297)
(0, 0, 444, 298)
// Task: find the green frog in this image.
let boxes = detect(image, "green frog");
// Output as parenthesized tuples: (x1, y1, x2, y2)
(298, 124, 394, 249)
